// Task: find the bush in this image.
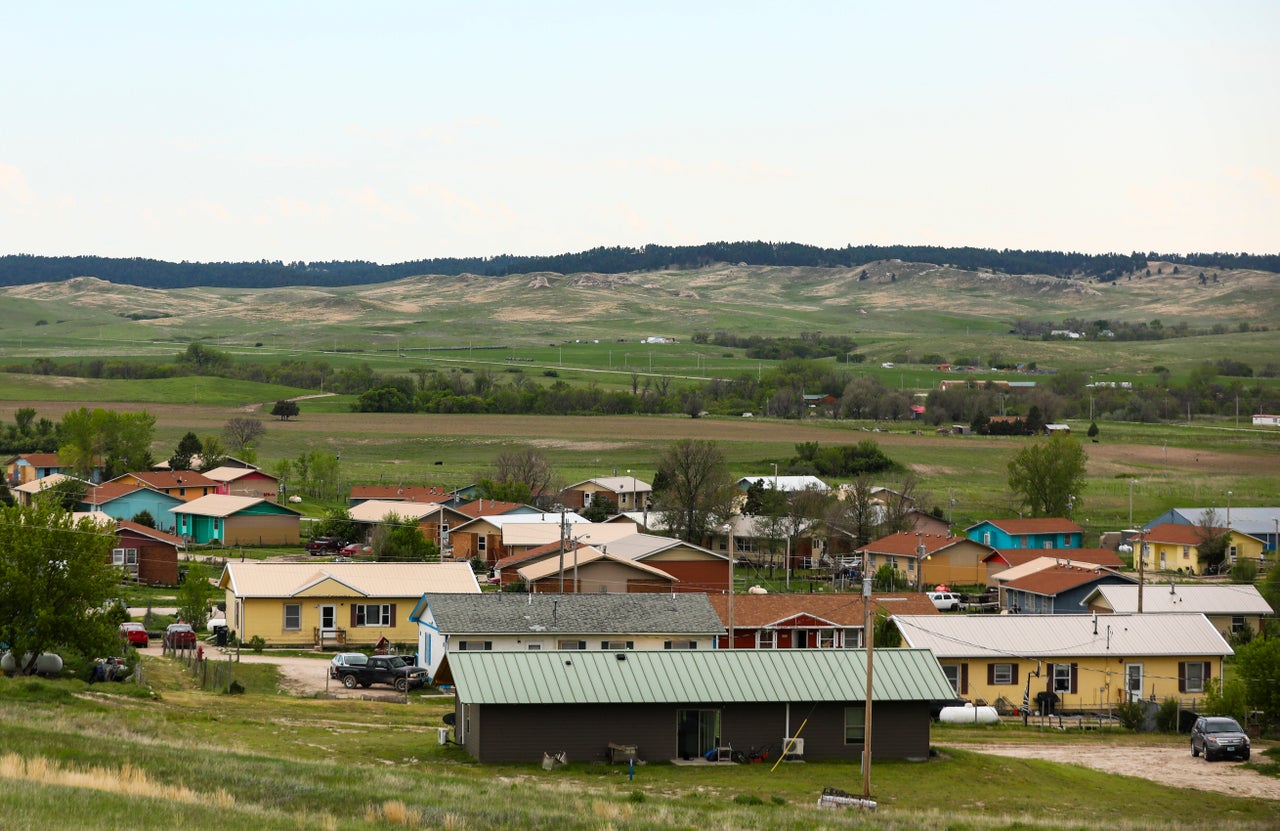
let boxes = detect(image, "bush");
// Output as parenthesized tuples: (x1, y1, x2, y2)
(1114, 698, 1146, 731)
(247, 636, 266, 654)
(1155, 697, 1181, 733)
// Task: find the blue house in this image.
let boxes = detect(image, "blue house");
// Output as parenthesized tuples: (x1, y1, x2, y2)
(965, 518, 1083, 550)
(1001, 562, 1135, 614)
(80, 481, 186, 535)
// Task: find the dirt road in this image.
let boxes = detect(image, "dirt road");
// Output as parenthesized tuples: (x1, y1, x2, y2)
(939, 742, 1279, 800)
(142, 645, 407, 701)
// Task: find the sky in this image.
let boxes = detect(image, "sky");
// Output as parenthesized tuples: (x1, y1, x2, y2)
(1, 1, 1277, 264)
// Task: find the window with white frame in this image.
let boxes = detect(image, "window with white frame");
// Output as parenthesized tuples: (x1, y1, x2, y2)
(1184, 661, 1206, 692)
(601, 640, 633, 650)
(942, 664, 960, 694)
(1053, 663, 1073, 693)
(477, 535, 486, 553)
(843, 629, 863, 648)
(1231, 616, 1245, 633)
(557, 640, 586, 650)
(757, 629, 776, 649)
(814, 630, 837, 649)
(111, 548, 138, 566)
(283, 604, 301, 630)
(664, 640, 697, 650)
(844, 706, 866, 744)
(991, 663, 1014, 685)
(354, 604, 391, 626)
(457, 640, 492, 651)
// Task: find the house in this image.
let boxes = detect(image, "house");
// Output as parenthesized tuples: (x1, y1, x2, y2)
(706, 592, 938, 650)
(12, 473, 81, 507)
(517, 545, 683, 594)
(893, 613, 1233, 710)
(989, 555, 1127, 608)
(983, 547, 1123, 586)
(449, 511, 587, 567)
(79, 481, 185, 534)
(734, 474, 829, 494)
(154, 453, 257, 471)
(560, 476, 652, 513)
(1082, 584, 1275, 639)
(170, 494, 301, 545)
(1252, 414, 1280, 427)
(1143, 507, 1280, 554)
(1045, 423, 1071, 435)
(409, 591, 725, 677)
(217, 561, 481, 649)
(496, 532, 731, 593)
(5, 453, 74, 487)
(965, 518, 1084, 550)
(111, 520, 184, 585)
(202, 466, 280, 501)
(347, 499, 448, 546)
(858, 532, 996, 589)
(114, 470, 217, 503)
(1135, 523, 1267, 575)
(1000, 562, 1135, 614)
(444, 648, 954, 763)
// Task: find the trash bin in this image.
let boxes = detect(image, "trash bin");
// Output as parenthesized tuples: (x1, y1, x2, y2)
(1035, 690, 1058, 716)
(214, 625, 228, 647)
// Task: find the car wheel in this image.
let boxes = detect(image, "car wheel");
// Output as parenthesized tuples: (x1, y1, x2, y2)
(1242, 751, 1250, 762)
(341, 674, 358, 689)
(1191, 743, 1199, 757)
(394, 677, 409, 692)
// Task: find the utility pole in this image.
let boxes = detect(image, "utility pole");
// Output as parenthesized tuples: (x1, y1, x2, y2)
(861, 575, 875, 800)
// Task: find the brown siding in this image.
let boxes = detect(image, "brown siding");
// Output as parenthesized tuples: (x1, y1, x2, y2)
(646, 560, 730, 593)
(223, 514, 299, 546)
(461, 700, 932, 764)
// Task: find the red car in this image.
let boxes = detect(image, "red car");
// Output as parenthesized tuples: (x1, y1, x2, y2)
(119, 621, 149, 647)
(340, 543, 373, 557)
(162, 623, 197, 649)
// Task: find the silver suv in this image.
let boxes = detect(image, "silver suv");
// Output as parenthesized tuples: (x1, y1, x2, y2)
(1191, 716, 1250, 761)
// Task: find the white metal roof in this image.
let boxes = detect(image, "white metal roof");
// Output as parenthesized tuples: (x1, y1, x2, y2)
(735, 474, 829, 492)
(1084, 583, 1275, 615)
(169, 494, 289, 517)
(218, 561, 481, 598)
(347, 499, 443, 523)
(503, 521, 637, 547)
(893, 613, 1233, 659)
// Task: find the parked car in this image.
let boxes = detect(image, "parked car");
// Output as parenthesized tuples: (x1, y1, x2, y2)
(1191, 716, 1250, 761)
(332, 655, 428, 692)
(340, 543, 373, 557)
(305, 536, 343, 554)
(329, 652, 369, 679)
(119, 621, 149, 647)
(162, 623, 197, 649)
(927, 591, 961, 611)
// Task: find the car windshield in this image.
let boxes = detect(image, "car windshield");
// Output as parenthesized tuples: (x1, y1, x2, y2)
(341, 654, 367, 666)
(1205, 718, 1243, 732)
(385, 657, 407, 668)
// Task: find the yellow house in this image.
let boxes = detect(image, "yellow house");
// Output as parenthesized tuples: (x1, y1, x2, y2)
(218, 562, 481, 649)
(1082, 584, 1275, 639)
(894, 613, 1233, 712)
(858, 531, 996, 589)
(1138, 523, 1267, 575)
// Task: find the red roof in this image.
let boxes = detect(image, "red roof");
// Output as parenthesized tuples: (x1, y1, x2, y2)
(860, 531, 974, 558)
(10, 452, 60, 467)
(116, 520, 185, 547)
(85, 481, 144, 505)
(453, 500, 528, 518)
(976, 517, 1085, 534)
(349, 485, 452, 502)
(1141, 523, 1228, 545)
(494, 540, 581, 570)
(121, 470, 216, 489)
(1003, 564, 1125, 596)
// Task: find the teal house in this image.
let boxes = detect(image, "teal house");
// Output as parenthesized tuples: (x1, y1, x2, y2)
(171, 494, 301, 546)
(81, 482, 185, 535)
(964, 518, 1083, 549)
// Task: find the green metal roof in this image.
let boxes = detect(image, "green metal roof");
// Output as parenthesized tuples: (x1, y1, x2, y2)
(446, 648, 954, 706)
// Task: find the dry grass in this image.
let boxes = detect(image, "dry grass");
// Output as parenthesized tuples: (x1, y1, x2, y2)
(0, 752, 236, 810)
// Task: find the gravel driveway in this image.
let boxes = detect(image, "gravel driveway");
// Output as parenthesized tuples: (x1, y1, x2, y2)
(938, 742, 1279, 800)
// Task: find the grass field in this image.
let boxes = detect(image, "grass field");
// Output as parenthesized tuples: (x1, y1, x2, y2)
(0, 663, 1275, 831)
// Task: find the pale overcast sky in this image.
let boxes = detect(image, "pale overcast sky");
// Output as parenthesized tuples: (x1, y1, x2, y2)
(2, 2, 1276, 264)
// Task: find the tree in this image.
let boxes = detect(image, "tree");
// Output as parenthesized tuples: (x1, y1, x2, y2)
(131, 509, 156, 528)
(271, 400, 300, 421)
(1233, 638, 1280, 732)
(829, 477, 880, 548)
(176, 562, 217, 630)
(197, 434, 229, 471)
(652, 439, 737, 544)
(372, 513, 439, 562)
(33, 476, 88, 513)
(476, 477, 534, 505)
(0, 503, 120, 673)
(493, 448, 555, 506)
(1087, 421, 1099, 438)
(223, 417, 266, 454)
(311, 506, 362, 545)
(1194, 509, 1230, 574)
(1007, 435, 1088, 518)
(58, 407, 155, 479)
(169, 431, 203, 471)
(580, 495, 616, 523)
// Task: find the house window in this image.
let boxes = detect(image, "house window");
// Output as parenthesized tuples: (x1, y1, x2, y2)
(213, 518, 221, 532)
(283, 604, 301, 631)
(983, 531, 992, 546)
(557, 640, 586, 650)
(885, 555, 897, 570)
(111, 548, 138, 566)
(814, 630, 836, 649)
(355, 604, 391, 626)
(1231, 616, 1245, 633)
(757, 630, 776, 649)
(844, 706, 866, 744)
(1228, 545, 1238, 564)
(526, 642, 543, 651)
(1053, 663, 1074, 693)
(843, 629, 863, 648)
(457, 640, 492, 651)
(477, 535, 487, 553)
(601, 640, 634, 650)
(942, 665, 960, 694)
(1184, 662, 1206, 693)
(991, 663, 1014, 685)
(664, 640, 697, 650)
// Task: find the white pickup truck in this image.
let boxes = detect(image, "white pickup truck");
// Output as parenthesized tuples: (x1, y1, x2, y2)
(926, 591, 961, 611)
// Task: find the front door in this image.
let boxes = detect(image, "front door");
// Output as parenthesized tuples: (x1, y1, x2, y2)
(320, 605, 337, 634)
(676, 709, 721, 760)
(1126, 663, 1144, 702)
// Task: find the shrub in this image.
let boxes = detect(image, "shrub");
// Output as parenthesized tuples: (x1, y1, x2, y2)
(1155, 697, 1181, 732)
(247, 636, 266, 654)
(1114, 698, 1146, 731)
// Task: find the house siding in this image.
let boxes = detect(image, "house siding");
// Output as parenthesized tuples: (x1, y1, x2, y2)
(233, 596, 420, 648)
(455, 700, 930, 764)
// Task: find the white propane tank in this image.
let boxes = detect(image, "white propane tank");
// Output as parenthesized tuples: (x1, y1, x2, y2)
(938, 704, 1000, 724)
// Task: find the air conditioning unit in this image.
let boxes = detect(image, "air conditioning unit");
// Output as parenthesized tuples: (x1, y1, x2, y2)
(781, 737, 805, 759)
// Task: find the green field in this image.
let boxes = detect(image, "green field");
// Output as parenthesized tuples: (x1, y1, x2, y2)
(0, 664, 1274, 831)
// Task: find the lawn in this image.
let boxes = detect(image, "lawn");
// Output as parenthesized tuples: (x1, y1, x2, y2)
(0, 665, 1274, 831)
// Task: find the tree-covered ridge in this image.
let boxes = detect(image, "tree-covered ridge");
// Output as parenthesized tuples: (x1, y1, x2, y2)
(2, 243, 1277, 289)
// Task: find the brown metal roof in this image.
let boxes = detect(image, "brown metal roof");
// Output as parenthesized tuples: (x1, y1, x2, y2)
(706, 592, 938, 628)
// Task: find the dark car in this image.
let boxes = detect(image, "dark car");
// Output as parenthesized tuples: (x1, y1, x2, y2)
(1191, 716, 1250, 761)
(305, 537, 343, 555)
(333, 655, 428, 692)
(162, 623, 197, 649)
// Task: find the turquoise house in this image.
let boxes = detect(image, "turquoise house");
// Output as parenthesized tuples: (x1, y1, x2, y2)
(964, 518, 1083, 549)
(80, 482, 186, 535)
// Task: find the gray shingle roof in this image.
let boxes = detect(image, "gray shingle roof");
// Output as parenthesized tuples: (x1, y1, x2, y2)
(448, 648, 954, 705)
(415, 592, 725, 636)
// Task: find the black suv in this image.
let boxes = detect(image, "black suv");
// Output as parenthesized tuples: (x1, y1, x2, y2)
(1191, 716, 1250, 761)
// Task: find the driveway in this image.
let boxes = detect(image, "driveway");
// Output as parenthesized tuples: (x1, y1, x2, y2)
(140, 644, 408, 700)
